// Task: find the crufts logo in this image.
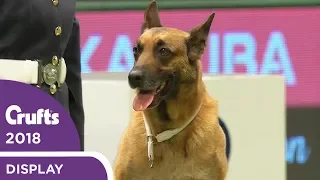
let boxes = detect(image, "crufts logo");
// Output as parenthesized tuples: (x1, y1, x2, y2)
(5, 105, 59, 125)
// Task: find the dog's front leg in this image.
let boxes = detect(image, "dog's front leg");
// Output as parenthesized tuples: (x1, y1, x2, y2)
(113, 161, 129, 180)
(113, 164, 124, 180)
(211, 152, 228, 180)
(113, 146, 131, 180)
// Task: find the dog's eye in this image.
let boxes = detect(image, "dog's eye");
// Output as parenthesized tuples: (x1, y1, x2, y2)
(133, 46, 139, 54)
(159, 48, 171, 56)
(133, 46, 141, 62)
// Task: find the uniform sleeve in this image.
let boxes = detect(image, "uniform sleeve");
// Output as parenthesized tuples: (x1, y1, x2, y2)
(64, 17, 85, 151)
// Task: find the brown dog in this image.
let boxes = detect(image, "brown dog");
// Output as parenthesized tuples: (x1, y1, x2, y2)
(113, 1, 228, 179)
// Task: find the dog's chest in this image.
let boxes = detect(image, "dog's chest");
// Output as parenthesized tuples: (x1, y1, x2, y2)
(127, 147, 214, 180)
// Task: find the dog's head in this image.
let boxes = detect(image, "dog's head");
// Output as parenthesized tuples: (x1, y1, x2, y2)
(129, 0, 214, 111)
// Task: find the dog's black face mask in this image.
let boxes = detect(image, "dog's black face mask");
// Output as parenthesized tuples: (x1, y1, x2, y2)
(128, 65, 177, 111)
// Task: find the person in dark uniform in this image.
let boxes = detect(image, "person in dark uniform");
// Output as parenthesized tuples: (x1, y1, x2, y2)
(0, 0, 84, 150)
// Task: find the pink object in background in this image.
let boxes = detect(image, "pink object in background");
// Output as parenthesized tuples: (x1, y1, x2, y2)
(76, 7, 320, 106)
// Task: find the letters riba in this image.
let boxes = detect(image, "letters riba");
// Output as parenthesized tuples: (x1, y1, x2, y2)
(5, 105, 60, 125)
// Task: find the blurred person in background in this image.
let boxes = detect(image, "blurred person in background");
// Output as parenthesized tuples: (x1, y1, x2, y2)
(219, 118, 231, 160)
(0, 0, 84, 150)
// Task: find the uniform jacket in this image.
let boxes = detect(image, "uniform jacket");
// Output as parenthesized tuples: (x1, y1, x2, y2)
(0, 0, 85, 150)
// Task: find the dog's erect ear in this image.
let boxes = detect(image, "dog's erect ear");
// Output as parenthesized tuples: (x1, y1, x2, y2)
(187, 13, 215, 62)
(141, 0, 162, 33)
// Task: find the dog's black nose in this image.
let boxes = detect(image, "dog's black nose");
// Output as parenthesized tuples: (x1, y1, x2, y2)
(128, 70, 144, 89)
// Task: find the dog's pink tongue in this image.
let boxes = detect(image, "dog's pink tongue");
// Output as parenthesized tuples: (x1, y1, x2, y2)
(133, 91, 155, 111)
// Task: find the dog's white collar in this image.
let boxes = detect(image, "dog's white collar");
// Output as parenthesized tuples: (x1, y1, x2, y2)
(143, 102, 202, 168)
